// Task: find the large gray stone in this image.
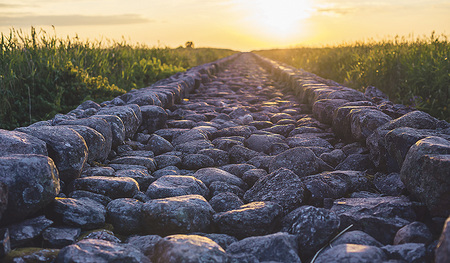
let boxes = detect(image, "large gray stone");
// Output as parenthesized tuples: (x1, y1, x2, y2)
(269, 147, 322, 177)
(106, 198, 143, 235)
(70, 176, 139, 199)
(0, 154, 60, 224)
(400, 136, 450, 217)
(142, 195, 214, 236)
(152, 235, 228, 263)
(8, 215, 53, 248)
(140, 105, 168, 133)
(436, 216, 450, 263)
(95, 114, 126, 148)
(193, 168, 247, 189)
(59, 125, 107, 163)
(97, 105, 141, 139)
(315, 244, 387, 263)
(56, 239, 150, 263)
(0, 129, 47, 156)
(16, 126, 88, 183)
(51, 197, 106, 230)
(146, 175, 209, 199)
(350, 108, 392, 142)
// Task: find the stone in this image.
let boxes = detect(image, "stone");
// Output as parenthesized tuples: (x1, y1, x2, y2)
(320, 149, 346, 167)
(269, 147, 322, 177)
(382, 243, 427, 263)
(245, 134, 285, 153)
(0, 154, 60, 224)
(393, 221, 433, 245)
(229, 145, 263, 163)
(56, 239, 150, 263)
(97, 105, 141, 139)
(146, 175, 209, 199)
(140, 105, 168, 133)
(244, 168, 306, 213)
(42, 226, 81, 248)
(213, 201, 283, 239)
(313, 99, 349, 124)
(209, 192, 244, 212)
(193, 167, 247, 189)
(373, 172, 406, 196)
(68, 190, 112, 206)
(16, 126, 88, 183)
(331, 196, 417, 244)
(242, 168, 267, 186)
(182, 154, 215, 170)
(127, 235, 162, 258)
(110, 156, 156, 172)
(210, 181, 245, 198)
(227, 232, 301, 263)
(8, 215, 53, 248)
(174, 139, 214, 154)
(212, 125, 253, 139)
(60, 125, 108, 163)
(154, 154, 182, 170)
(172, 129, 208, 146)
(220, 163, 256, 178)
(81, 229, 121, 243)
(330, 230, 383, 247)
(314, 244, 387, 263)
(262, 124, 295, 137)
(147, 134, 174, 155)
(115, 169, 155, 192)
(384, 110, 441, 130)
(335, 154, 374, 171)
(400, 136, 450, 217)
(58, 117, 113, 161)
(0, 129, 47, 156)
(167, 119, 196, 129)
(81, 166, 115, 177)
(152, 235, 227, 263)
(95, 114, 126, 148)
(197, 148, 229, 166)
(365, 86, 388, 100)
(5, 248, 59, 263)
(436, 216, 450, 263)
(0, 228, 10, 257)
(284, 206, 340, 257)
(199, 233, 237, 250)
(142, 195, 214, 236)
(350, 108, 392, 142)
(106, 198, 143, 235)
(70, 176, 140, 199)
(212, 138, 244, 151)
(51, 197, 106, 230)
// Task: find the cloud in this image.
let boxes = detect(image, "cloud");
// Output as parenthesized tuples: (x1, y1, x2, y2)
(0, 14, 153, 27)
(0, 3, 23, 8)
(316, 7, 355, 15)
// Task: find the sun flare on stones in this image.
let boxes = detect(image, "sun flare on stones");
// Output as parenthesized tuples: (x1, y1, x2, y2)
(239, 0, 312, 39)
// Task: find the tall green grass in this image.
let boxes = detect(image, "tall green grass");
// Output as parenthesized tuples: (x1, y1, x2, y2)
(255, 33, 450, 121)
(0, 27, 236, 130)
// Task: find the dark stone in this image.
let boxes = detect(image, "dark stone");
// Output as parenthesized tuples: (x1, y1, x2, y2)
(154, 154, 182, 169)
(0, 154, 60, 224)
(8, 215, 53, 249)
(313, 99, 349, 124)
(97, 105, 141, 139)
(16, 126, 88, 183)
(140, 105, 168, 133)
(350, 108, 392, 142)
(330, 230, 383, 247)
(106, 198, 143, 235)
(70, 176, 140, 199)
(314, 244, 387, 263)
(213, 201, 283, 239)
(0, 129, 47, 156)
(81, 229, 121, 243)
(219, 163, 256, 178)
(269, 147, 322, 177)
(56, 239, 150, 263)
(212, 126, 253, 139)
(115, 169, 155, 192)
(198, 233, 237, 250)
(0, 228, 10, 258)
(245, 134, 285, 153)
(335, 154, 374, 171)
(42, 226, 81, 248)
(400, 136, 450, 217)
(394, 221, 433, 245)
(320, 149, 346, 167)
(152, 235, 227, 263)
(147, 134, 174, 155)
(146, 175, 209, 199)
(247, 155, 274, 171)
(110, 156, 156, 172)
(193, 167, 247, 189)
(229, 145, 263, 163)
(81, 167, 115, 177)
(51, 197, 106, 230)
(95, 114, 126, 148)
(209, 192, 244, 212)
(331, 196, 417, 244)
(167, 119, 196, 129)
(198, 148, 229, 166)
(182, 154, 215, 170)
(285, 206, 340, 257)
(60, 125, 108, 163)
(262, 124, 295, 137)
(382, 243, 427, 263)
(212, 138, 244, 151)
(384, 110, 441, 130)
(436, 216, 450, 263)
(172, 129, 208, 146)
(174, 139, 214, 154)
(227, 232, 301, 263)
(244, 168, 305, 213)
(210, 181, 245, 198)
(242, 168, 267, 186)
(5, 248, 59, 263)
(373, 172, 406, 196)
(68, 190, 112, 206)
(142, 195, 214, 236)
(127, 235, 162, 258)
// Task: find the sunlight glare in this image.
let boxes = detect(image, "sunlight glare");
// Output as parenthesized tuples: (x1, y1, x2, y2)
(238, 0, 312, 38)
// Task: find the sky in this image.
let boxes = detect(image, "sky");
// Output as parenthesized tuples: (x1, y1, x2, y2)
(0, 0, 449, 51)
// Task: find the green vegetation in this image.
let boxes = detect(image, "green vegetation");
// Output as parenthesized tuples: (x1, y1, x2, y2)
(255, 33, 449, 121)
(0, 27, 236, 130)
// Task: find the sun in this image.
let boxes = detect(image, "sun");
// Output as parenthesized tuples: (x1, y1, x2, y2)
(238, 0, 312, 38)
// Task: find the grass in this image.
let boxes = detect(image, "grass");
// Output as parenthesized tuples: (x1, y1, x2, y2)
(254, 32, 450, 121)
(0, 27, 236, 130)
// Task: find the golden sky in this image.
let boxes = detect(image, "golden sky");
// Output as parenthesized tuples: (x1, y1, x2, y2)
(1, 0, 449, 51)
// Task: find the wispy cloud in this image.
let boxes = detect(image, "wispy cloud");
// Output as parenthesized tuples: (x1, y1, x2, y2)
(0, 14, 153, 27)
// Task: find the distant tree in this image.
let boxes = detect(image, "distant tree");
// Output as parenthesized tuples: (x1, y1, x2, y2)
(185, 41, 194, 48)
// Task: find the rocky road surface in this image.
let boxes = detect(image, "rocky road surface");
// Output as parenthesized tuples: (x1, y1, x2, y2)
(0, 53, 449, 262)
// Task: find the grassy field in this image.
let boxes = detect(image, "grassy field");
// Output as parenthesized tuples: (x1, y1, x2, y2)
(255, 33, 449, 121)
(0, 27, 236, 130)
